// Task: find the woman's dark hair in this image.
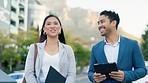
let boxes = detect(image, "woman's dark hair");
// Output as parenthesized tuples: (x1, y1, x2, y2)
(39, 15, 66, 44)
(100, 10, 120, 30)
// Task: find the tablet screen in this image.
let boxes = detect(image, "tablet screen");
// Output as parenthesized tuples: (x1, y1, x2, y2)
(94, 63, 118, 79)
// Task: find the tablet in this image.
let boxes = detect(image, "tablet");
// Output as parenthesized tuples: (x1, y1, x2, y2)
(94, 63, 118, 79)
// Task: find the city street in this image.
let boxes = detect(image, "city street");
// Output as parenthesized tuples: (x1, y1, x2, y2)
(76, 73, 91, 83)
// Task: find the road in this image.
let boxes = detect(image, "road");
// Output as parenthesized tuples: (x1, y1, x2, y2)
(76, 73, 91, 83)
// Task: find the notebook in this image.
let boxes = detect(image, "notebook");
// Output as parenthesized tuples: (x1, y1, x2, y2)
(45, 66, 66, 83)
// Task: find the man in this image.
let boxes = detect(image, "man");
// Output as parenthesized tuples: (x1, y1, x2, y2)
(88, 10, 147, 83)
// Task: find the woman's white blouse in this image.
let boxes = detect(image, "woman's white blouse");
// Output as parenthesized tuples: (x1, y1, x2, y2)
(39, 51, 60, 83)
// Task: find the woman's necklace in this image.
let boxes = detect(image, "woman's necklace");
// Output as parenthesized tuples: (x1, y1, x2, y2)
(45, 45, 59, 55)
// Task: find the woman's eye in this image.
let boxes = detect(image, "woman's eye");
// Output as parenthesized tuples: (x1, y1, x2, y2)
(54, 22, 58, 25)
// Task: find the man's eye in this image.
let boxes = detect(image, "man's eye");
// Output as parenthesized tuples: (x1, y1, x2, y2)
(101, 21, 105, 23)
(97, 21, 100, 25)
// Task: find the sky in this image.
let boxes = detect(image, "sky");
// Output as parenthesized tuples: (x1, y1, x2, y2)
(66, 0, 148, 38)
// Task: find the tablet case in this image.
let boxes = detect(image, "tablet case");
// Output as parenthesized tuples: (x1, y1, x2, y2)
(94, 63, 118, 80)
(45, 66, 66, 83)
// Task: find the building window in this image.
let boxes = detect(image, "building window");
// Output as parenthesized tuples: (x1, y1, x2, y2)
(10, 20, 16, 26)
(11, 6, 16, 13)
(20, 8, 24, 14)
(19, 19, 24, 26)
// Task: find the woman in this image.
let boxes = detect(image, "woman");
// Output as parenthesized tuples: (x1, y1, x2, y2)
(24, 15, 76, 83)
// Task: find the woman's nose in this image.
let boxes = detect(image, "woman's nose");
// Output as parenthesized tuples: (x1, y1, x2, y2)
(50, 24, 55, 28)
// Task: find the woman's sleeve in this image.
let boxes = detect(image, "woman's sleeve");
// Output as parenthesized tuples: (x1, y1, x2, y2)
(24, 44, 38, 83)
(65, 46, 76, 83)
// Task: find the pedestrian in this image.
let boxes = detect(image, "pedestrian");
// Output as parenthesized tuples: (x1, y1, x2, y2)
(24, 15, 76, 83)
(88, 10, 147, 83)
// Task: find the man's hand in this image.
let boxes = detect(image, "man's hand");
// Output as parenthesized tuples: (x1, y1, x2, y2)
(94, 72, 106, 83)
(109, 70, 124, 82)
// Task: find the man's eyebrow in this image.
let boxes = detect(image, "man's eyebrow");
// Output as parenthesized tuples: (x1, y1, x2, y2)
(98, 19, 105, 22)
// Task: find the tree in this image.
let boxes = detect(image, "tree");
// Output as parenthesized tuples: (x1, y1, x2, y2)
(0, 31, 13, 72)
(15, 26, 39, 69)
(0, 31, 12, 56)
(1, 47, 20, 72)
(141, 26, 148, 60)
(74, 43, 90, 67)
(0, 31, 21, 73)
(65, 32, 90, 67)
(0, 26, 39, 73)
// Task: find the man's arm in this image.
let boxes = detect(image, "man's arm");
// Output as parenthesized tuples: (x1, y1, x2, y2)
(123, 41, 147, 82)
(88, 46, 96, 83)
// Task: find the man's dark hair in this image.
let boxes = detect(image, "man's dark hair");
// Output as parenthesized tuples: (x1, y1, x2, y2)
(100, 10, 120, 29)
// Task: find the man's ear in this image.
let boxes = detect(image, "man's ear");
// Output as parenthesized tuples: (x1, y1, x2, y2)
(112, 20, 117, 27)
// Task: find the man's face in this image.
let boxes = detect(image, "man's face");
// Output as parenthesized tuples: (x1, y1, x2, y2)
(97, 15, 113, 37)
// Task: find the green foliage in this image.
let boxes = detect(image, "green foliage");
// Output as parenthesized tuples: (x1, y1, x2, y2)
(65, 32, 90, 67)
(1, 47, 20, 73)
(0, 31, 12, 56)
(0, 26, 39, 73)
(1, 48, 20, 64)
(74, 43, 90, 67)
(141, 27, 148, 60)
(15, 26, 39, 69)
(65, 32, 76, 51)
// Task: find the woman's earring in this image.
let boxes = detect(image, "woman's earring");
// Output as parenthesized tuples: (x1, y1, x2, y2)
(43, 32, 46, 35)
(58, 31, 61, 34)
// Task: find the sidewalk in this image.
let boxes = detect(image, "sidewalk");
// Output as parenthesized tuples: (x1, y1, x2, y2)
(76, 73, 87, 80)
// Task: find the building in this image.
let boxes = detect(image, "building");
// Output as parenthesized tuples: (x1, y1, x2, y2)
(0, 0, 28, 35)
(10, 0, 28, 34)
(28, 0, 48, 31)
(0, 0, 11, 35)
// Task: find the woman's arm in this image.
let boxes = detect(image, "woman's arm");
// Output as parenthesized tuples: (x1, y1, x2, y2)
(24, 44, 38, 83)
(65, 46, 76, 83)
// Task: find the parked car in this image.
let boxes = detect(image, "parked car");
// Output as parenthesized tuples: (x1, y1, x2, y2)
(9, 70, 24, 83)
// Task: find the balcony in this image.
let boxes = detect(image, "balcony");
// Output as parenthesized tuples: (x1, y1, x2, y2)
(11, 0, 18, 8)
(10, 25, 18, 34)
(19, 0, 25, 7)
(10, 11, 18, 21)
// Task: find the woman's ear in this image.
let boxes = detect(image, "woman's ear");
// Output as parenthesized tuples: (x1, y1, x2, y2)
(43, 27, 46, 32)
(58, 29, 61, 34)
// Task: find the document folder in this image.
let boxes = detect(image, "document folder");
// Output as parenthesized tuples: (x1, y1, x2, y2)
(45, 66, 66, 83)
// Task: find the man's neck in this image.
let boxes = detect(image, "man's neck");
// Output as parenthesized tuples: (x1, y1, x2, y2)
(105, 33, 119, 45)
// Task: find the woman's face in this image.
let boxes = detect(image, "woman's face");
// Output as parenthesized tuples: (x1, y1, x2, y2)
(43, 17, 61, 38)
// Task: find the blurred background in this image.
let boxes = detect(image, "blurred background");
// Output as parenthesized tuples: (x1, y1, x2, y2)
(0, 0, 148, 83)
